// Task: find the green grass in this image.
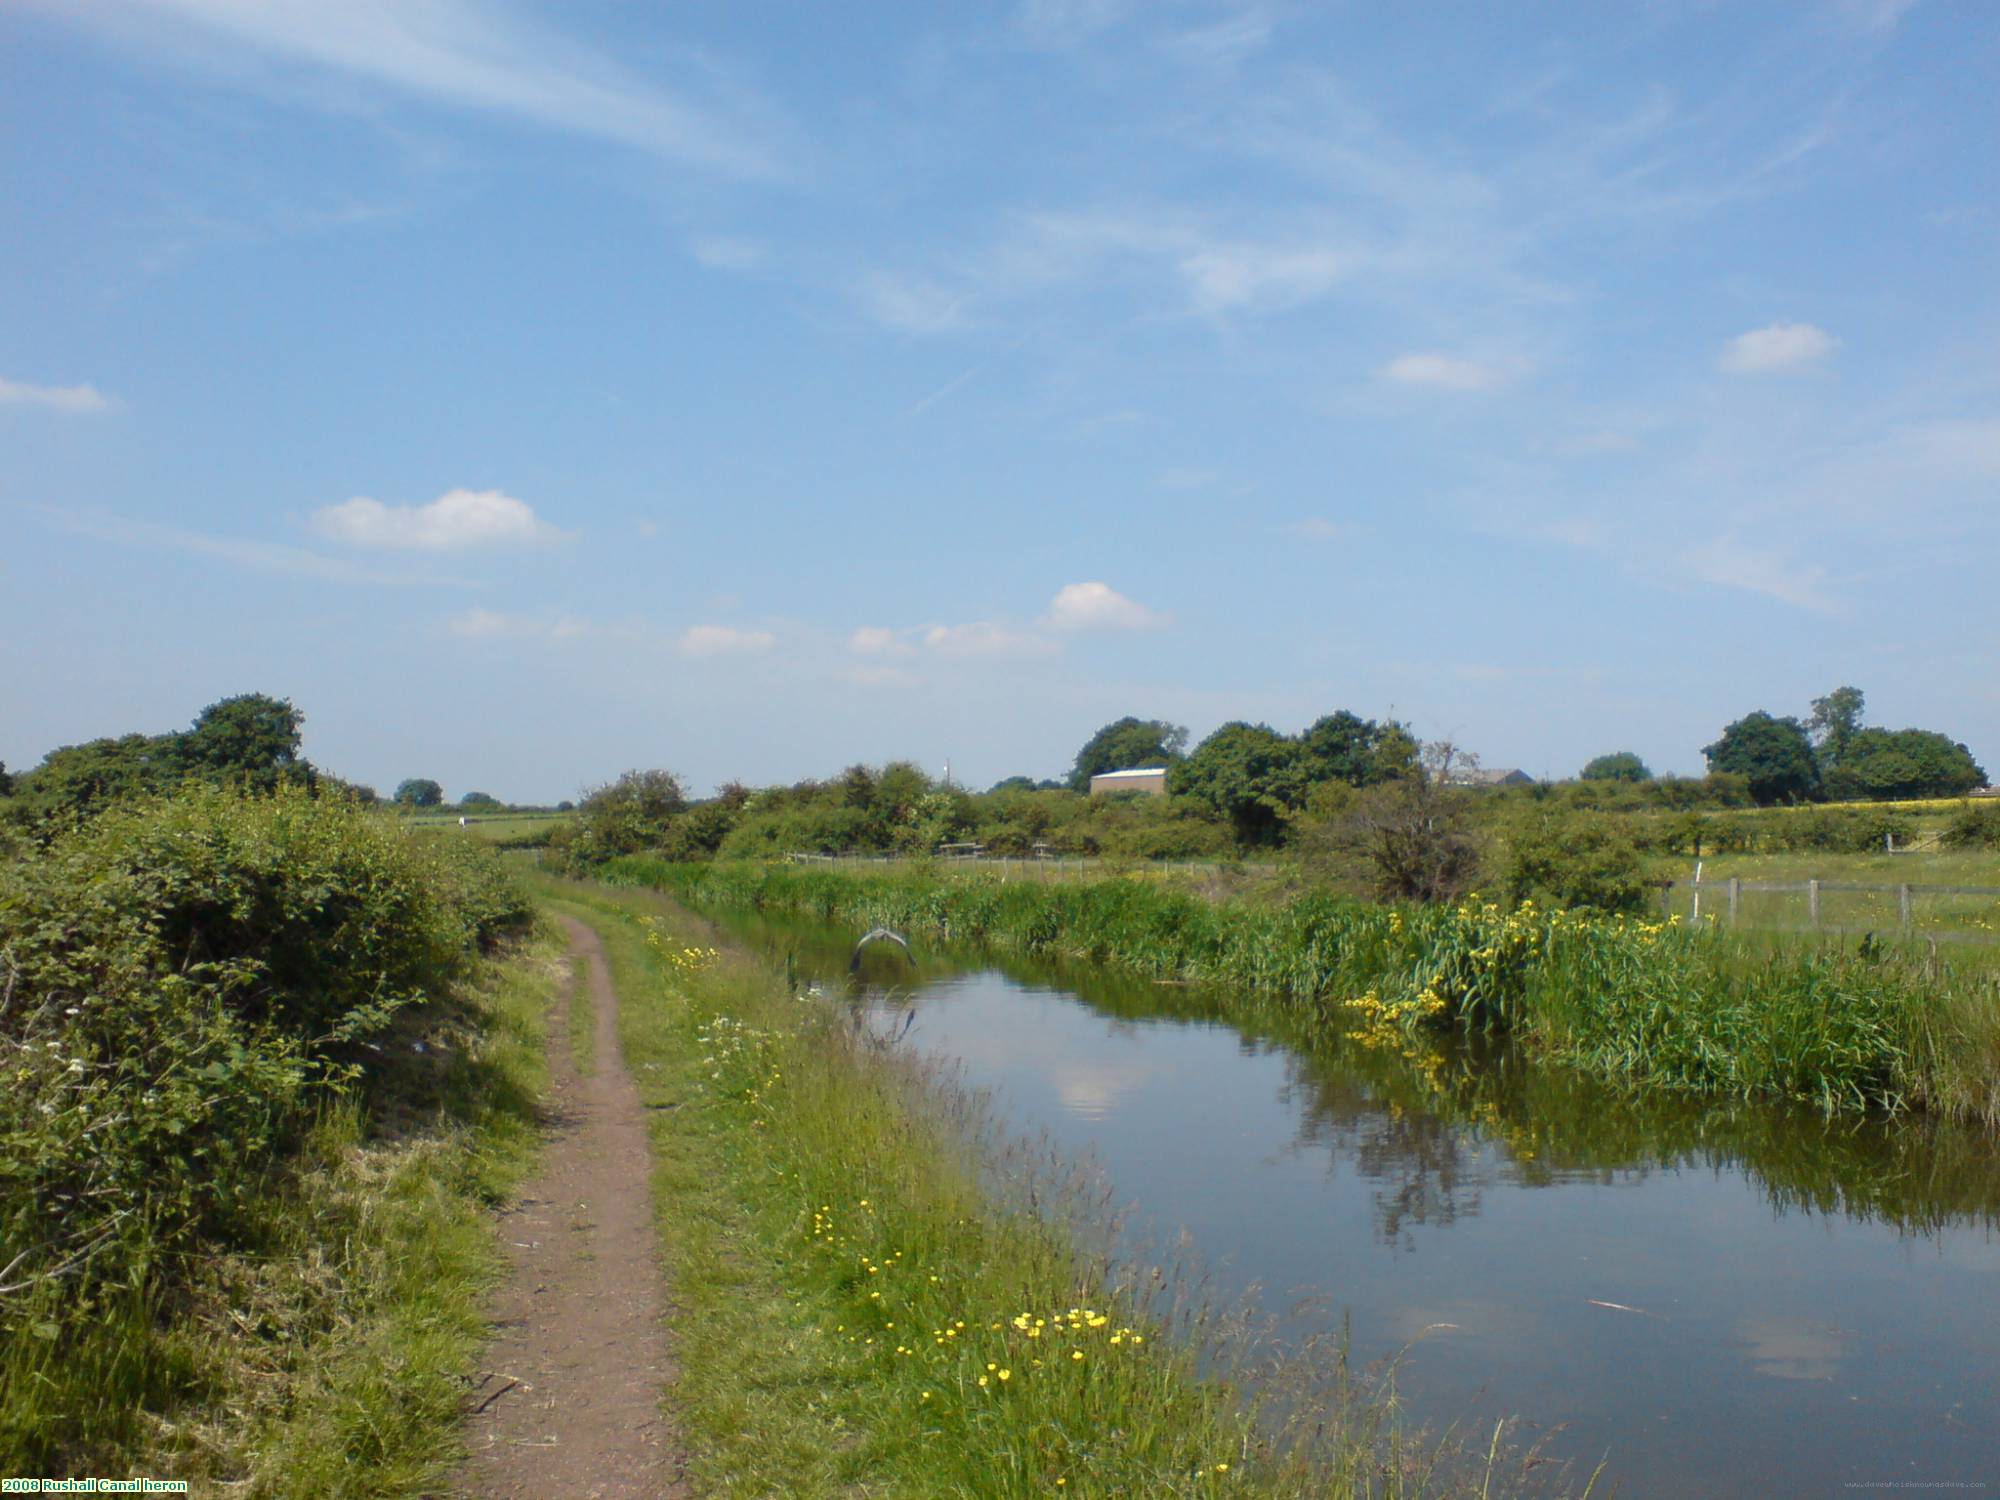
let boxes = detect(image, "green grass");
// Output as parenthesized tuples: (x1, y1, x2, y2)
(1, 923, 562, 1496)
(599, 859, 2000, 1126)
(533, 872, 1535, 1499)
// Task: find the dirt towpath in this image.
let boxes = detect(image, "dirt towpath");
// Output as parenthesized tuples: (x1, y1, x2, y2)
(454, 915, 687, 1499)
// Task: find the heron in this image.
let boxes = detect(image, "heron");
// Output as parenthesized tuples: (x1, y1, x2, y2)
(850, 926, 916, 974)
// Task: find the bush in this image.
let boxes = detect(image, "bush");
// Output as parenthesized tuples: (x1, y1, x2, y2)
(1501, 811, 1650, 913)
(0, 785, 528, 1375)
(1941, 801, 2000, 850)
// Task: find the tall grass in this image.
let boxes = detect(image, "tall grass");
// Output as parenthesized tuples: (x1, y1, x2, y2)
(602, 859, 2000, 1125)
(541, 875, 1561, 1499)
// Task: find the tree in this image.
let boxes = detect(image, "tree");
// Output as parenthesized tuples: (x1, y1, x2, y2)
(179, 692, 307, 791)
(1703, 713, 1819, 805)
(550, 769, 690, 866)
(1822, 728, 1986, 802)
(395, 778, 445, 807)
(1581, 751, 1652, 783)
(1067, 717, 1189, 792)
(1313, 742, 1485, 902)
(1297, 711, 1417, 787)
(460, 791, 501, 807)
(1170, 722, 1303, 846)
(1808, 686, 1866, 767)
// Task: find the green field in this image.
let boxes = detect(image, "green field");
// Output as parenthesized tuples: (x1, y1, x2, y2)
(396, 809, 574, 845)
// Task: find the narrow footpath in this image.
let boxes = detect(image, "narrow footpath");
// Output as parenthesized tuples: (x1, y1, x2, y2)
(454, 915, 687, 1499)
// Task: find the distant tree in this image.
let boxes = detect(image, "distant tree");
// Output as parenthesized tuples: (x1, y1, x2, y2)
(395, 778, 445, 807)
(1296, 711, 1417, 787)
(0, 761, 12, 798)
(1822, 728, 1986, 802)
(556, 799, 576, 812)
(989, 775, 1040, 794)
(1067, 717, 1189, 792)
(1703, 713, 1819, 806)
(1581, 751, 1652, 783)
(179, 692, 307, 791)
(14, 734, 176, 824)
(1808, 686, 1866, 767)
(1170, 722, 1304, 846)
(460, 791, 501, 808)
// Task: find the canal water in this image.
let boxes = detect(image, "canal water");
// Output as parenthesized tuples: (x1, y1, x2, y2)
(716, 910, 2000, 1499)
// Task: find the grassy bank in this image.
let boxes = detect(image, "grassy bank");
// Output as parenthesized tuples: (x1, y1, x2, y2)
(1, 787, 550, 1492)
(602, 860, 2000, 1124)
(535, 873, 1534, 1499)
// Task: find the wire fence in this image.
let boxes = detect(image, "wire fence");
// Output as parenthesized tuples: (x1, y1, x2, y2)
(1662, 877, 2000, 943)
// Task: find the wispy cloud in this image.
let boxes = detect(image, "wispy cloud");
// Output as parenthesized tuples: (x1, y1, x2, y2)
(902, 364, 982, 418)
(1289, 517, 1342, 541)
(1687, 537, 1837, 613)
(1161, 10, 1272, 68)
(1043, 581, 1168, 631)
(0, 376, 113, 413)
(849, 625, 916, 656)
(858, 272, 968, 334)
(46, 0, 783, 176)
(311, 489, 565, 550)
(1718, 322, 1840, 374)
(689, 235, 769, 271)
(1013, 0, 1133, 49)
(1899, 417, 2000, 479)
(679, 623, 776, 656)
(51, 509, 467, 585)
(921, 621, 1058, 658)
(448, 607, 591, 640)
(1381, 353, 1512, 391)
(1834, 0, 1920, 32)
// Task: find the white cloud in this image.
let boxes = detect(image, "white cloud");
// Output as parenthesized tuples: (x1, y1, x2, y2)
(1718, 322, 1840, 374)
(849, 626, 914, 656)
(47, 0, 780, 177)
(921, 622, 1058, 658)
(679, 623, 775, 656)
(0, 376, 112, 413)
(1043, 581, 1169, 632)
(1380, 353, 1509, 391)
(447, 608, 590, 639)
(858, 272, 967, 335)
(1290, 517, 1342, 540)
(311, 488, 564, 550)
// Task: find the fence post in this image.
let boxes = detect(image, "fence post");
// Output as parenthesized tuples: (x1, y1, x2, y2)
(1728, 878, 1741, 925)
(1808, 878, 1821, 928)
(1899, 883, 1913, 933)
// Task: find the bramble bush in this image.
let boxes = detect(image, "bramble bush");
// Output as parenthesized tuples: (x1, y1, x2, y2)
(0, 784, 529, 1404)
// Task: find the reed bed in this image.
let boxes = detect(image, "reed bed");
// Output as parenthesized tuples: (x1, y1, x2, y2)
(601, 859, 2000, 1125)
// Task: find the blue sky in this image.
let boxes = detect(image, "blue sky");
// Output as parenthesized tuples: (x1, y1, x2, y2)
(3, 0, 1995, 801)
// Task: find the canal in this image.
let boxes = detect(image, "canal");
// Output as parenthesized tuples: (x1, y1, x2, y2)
(713, 908, 2000, 1498)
